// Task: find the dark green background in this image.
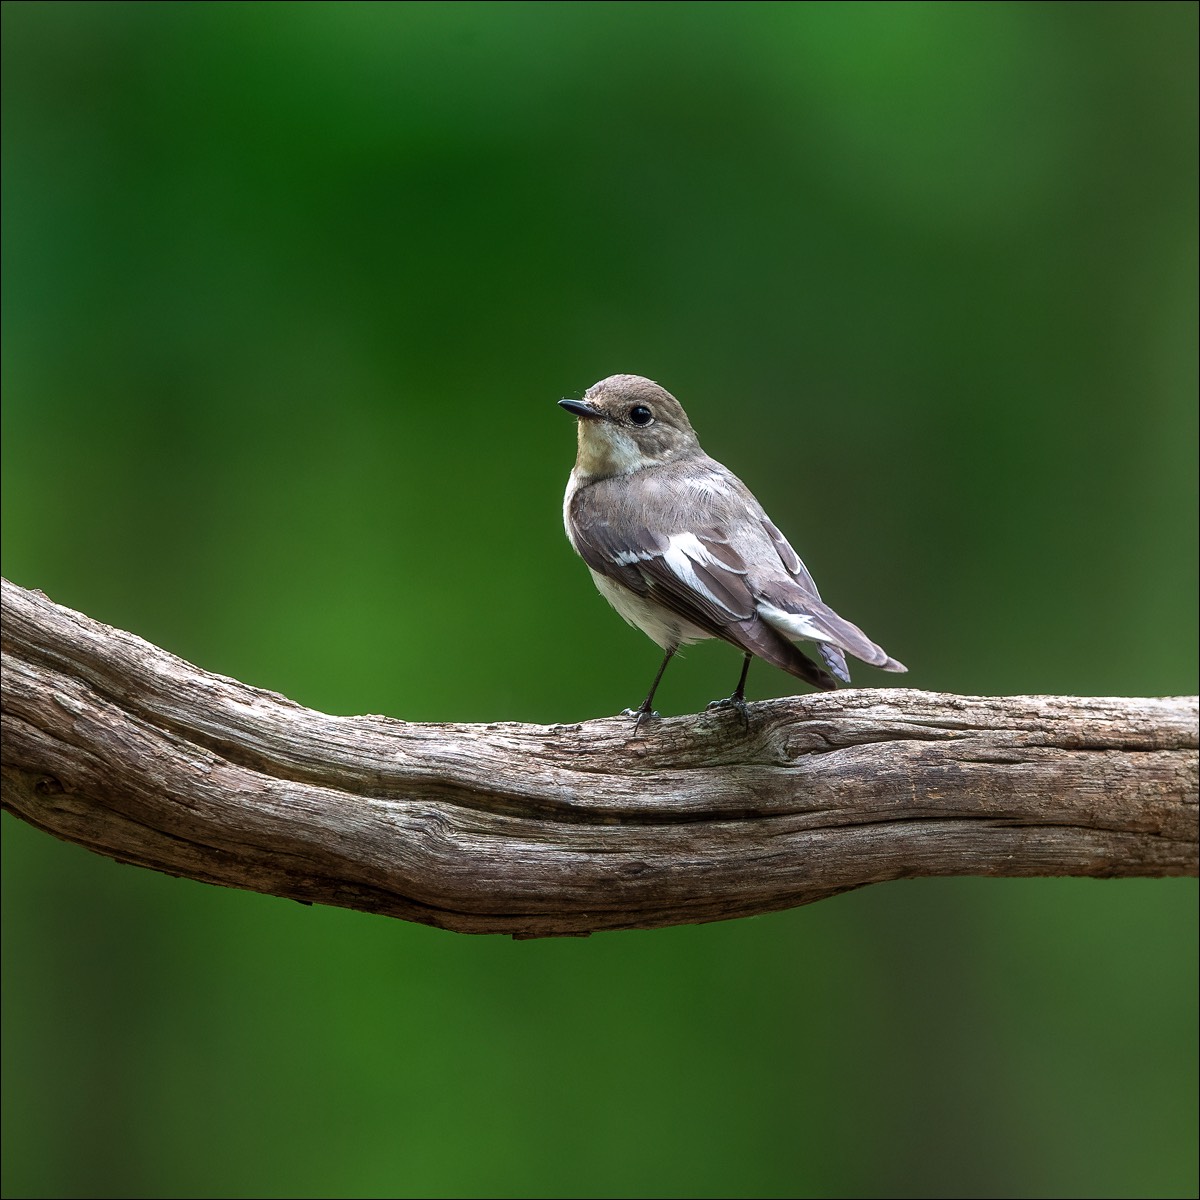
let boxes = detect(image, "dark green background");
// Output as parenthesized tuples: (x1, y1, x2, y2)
(3, 3, 1196, 1197)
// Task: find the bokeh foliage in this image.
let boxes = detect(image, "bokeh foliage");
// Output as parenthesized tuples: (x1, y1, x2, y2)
(2, 3, 1196, 1197)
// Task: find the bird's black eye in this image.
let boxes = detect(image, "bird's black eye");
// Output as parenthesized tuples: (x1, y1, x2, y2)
(629, 405, 653, 426)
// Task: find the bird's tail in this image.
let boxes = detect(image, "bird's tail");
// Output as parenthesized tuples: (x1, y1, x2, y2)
(725, 617, 840, 691)
(756, 594, 907, 682)
(817, 643, 852, 685)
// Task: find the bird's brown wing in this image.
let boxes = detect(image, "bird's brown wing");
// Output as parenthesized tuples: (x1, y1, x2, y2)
(567, 479, 839, 688)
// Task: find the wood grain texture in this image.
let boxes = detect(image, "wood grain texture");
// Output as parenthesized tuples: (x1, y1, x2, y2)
(2, 578, 1196, 936)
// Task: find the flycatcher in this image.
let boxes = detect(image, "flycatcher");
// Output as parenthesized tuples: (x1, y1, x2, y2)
(560, 374, 906, 724)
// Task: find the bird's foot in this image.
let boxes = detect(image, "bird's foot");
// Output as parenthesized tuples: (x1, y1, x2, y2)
(707, 694, 751, 730)
(621, 706, 660, 732)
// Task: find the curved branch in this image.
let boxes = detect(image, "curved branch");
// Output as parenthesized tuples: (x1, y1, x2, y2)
(1, 578, 1196, 936)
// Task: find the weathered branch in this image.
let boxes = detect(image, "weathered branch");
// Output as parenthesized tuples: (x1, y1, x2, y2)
(1, 578, 1196, 936)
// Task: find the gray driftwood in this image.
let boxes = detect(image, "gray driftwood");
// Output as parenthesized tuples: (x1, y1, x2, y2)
(2, 578, 1196, 937)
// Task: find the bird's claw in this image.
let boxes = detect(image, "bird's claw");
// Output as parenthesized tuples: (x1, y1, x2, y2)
(621, 706, 660, 732)
(707, 695, 751, 729)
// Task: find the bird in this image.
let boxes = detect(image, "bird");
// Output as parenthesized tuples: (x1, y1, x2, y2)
(559, 374, 906, 726)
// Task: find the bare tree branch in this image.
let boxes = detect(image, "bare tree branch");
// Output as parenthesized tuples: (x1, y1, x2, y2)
(1, 578, 1196, 937)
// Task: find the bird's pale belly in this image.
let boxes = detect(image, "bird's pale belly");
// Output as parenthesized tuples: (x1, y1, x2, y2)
(589, 569, 712, 650)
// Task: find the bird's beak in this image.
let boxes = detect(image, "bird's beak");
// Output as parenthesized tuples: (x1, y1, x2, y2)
(558, 398, 603, 420)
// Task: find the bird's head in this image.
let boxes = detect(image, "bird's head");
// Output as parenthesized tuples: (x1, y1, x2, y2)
(559, 375, 701, 480)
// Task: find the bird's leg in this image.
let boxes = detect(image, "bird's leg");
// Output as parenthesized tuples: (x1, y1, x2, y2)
(622, 646, 676, 729)
(707, 653, 752, 728)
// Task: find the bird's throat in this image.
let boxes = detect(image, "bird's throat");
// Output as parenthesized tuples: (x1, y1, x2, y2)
(574, 423, 650, 481)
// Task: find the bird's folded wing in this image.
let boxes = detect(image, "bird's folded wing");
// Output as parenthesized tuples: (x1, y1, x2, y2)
(567, 475, 904, 673)
(571, 510, 756, 636)
(569, 481, 824, 640)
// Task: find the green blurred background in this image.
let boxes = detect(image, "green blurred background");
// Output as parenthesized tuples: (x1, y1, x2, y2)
(2, 3, 1196, 1197)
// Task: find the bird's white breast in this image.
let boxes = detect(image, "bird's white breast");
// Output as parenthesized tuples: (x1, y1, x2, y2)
(564, 468, 711, 649)
(588, 569, 712, 650)
(562, 469, 584, 551)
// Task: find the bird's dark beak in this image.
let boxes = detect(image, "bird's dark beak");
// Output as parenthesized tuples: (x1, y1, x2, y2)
(558, 398, 603, 420)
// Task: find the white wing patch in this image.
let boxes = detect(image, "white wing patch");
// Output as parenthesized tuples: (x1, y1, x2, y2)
(659, 533, 744, 612)
(756, 602, 836, 644)
(601, 531, 747, 613)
